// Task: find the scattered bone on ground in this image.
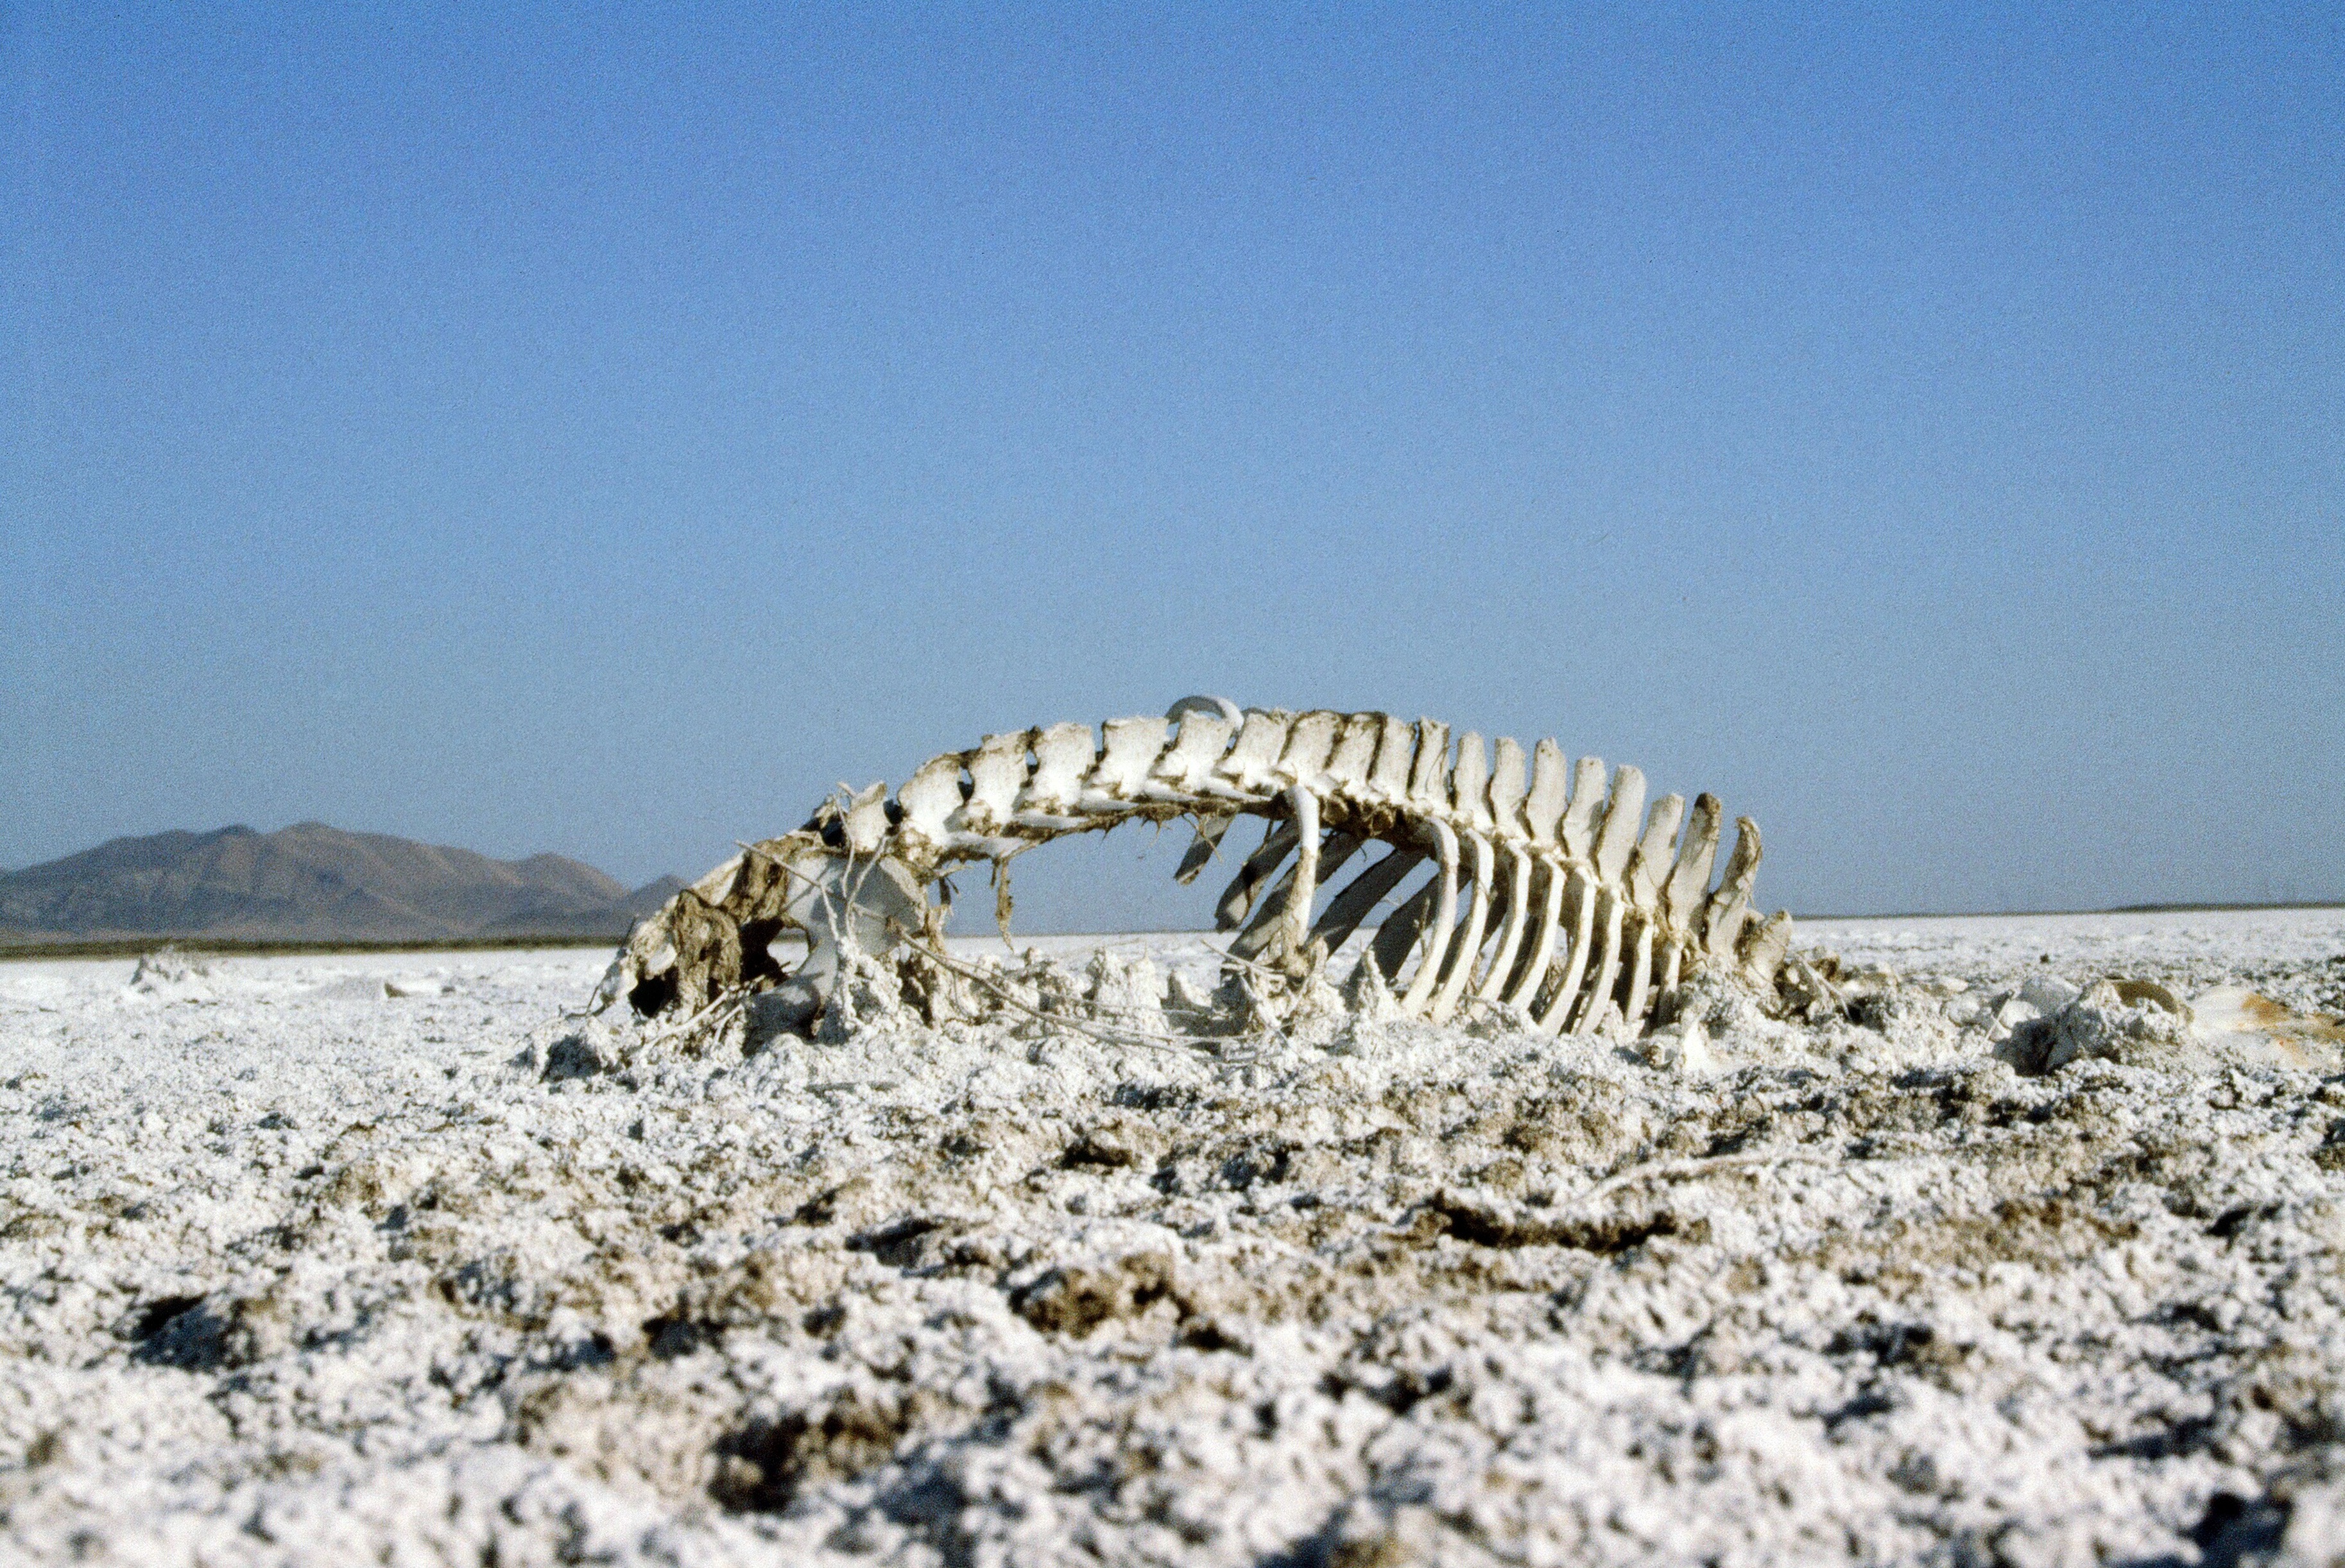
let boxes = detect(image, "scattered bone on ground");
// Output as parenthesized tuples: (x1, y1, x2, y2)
(5, 911, 2345, 1565)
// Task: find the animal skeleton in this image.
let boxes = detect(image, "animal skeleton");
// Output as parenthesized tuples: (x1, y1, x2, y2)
(597, 699, 1796, 1037)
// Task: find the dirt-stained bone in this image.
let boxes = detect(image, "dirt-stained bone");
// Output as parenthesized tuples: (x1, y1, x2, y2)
(596, 700, 1800, 1036)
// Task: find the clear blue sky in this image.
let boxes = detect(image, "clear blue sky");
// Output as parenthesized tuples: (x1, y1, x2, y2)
(6, 4, 2340, 926)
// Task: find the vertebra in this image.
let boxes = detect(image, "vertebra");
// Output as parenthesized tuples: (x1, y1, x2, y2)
(596, 700, 1796, 1036)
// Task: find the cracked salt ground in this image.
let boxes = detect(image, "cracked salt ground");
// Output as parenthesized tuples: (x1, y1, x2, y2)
(4, 916, 2345, 1565)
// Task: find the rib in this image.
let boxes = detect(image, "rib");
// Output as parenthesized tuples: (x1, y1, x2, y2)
(1215, 822, 1301, 930)
(1398, 820, 1462, 1014)
(1429, 830, 1496, 1023)
(1310, 844, 1426, 957)
(1230, 831, 1363, 963)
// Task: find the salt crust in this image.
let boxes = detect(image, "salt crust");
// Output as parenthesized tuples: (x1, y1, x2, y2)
(3, 916, 2344, 1566)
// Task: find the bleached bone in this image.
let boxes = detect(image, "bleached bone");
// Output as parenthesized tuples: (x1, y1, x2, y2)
(1470, 737, 1534, 1005)
(1230, 831, 1363, 963)
(1619, 793, 1685, 1030)
(1309, 844, 1425, 956)
(1565, 763, 1645, 1035)
(595, 701, 1800, 1036)
(1499, 740, 1573, 1009)
(1658, 793, 1722, 997)
(1215, 822, 1301, 929)
(1397, 819, 1461, 1016)
(1527, 755, 1610, 1032)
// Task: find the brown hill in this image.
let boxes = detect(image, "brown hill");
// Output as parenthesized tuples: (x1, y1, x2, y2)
(0, 824, 676, 945)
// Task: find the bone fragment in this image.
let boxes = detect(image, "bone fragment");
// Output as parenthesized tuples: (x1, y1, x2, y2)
(1591, 767, 1647, 887)
(1571, 888, 1628, 1035)
(1450, 732, 1493, 835)
(1658, 942, 1685, 1005)
(1739, 909, 1796, 988)
(1406, 720, 1452, 811)
(768, 853, 926, 1025)
(1626, 794, 1685, 911)
(1530, 757, 1610, 1032)
(1167, 693, 1244, 728)
(1557, 756, 1608, 865)
(1622, 920, 1660, 1029)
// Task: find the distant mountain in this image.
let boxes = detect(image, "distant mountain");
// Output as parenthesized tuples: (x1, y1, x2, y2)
(470, 873, 689, 940)
(0, 824, 680, 945)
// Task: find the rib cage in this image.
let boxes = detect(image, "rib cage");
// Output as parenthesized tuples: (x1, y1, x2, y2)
(598, 698, 1797, 1036)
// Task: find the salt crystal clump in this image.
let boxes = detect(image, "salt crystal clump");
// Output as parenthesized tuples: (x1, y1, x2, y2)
(812, 952, 915, 1044)
(2001, 978, 2194, 1075)
(517, 1011, 636, 1082)
(1998, 975, 2345, 1077)
(307, 975, 390, 1002)
(125, 947, 215, 1003)
(1082, 950, 1171, 1039)
(1665, 967, 1815, 1064)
